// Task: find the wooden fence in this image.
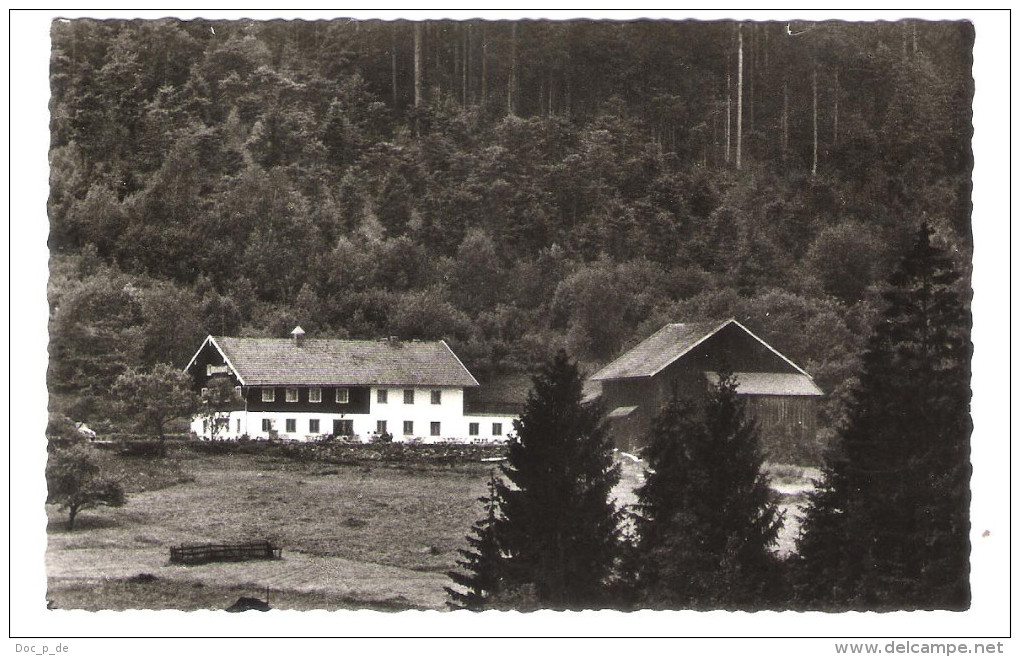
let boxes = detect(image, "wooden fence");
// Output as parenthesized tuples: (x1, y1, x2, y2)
(169, 540, 282, 565)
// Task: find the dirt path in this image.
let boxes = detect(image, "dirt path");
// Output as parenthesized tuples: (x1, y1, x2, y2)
(610, 452, 818, 557)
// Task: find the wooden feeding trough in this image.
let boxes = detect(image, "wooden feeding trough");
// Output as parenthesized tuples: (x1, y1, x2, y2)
(169, 540, 282, 565)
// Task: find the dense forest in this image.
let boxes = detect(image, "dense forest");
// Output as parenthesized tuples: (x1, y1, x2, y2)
(47, 18, 974, 431)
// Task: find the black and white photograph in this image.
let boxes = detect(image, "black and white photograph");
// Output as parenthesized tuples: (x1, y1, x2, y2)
(8, 6, 1011, 648)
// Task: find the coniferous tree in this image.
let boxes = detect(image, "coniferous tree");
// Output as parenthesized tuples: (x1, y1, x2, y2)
(493, 349, 622, 609)
(633, 372, 783, 609)
(797, 222, 972, 610)
(445, 475, 505, 610)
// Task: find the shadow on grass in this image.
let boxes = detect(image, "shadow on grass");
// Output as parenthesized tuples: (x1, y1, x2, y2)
(46, 513, 122, 532)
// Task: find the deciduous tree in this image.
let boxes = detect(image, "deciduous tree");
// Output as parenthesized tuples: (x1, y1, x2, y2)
(46, 444, 125, 530)
(111, 363, 200, 455)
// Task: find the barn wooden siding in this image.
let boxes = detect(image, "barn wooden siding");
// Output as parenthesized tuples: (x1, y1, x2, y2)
(745, 395, 823, 464)
(600, 380, 822, 462)
(745, 396, 816, 435)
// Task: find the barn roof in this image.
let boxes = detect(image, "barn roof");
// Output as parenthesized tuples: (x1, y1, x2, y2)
(186, 335, 479, 388)
(591, 320, 728, 381)
(590, 318, 814, 382)
(704, 371, 823, 397)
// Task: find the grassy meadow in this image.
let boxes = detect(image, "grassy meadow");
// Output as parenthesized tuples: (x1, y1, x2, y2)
(46, 445, 499, 610)
(45, 443, 817, 611)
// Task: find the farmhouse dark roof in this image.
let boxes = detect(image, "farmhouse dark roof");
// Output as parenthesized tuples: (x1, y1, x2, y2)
(195, 336, 479, 388)
(591, 320, 728, 381)
(704, 371, 823, 396)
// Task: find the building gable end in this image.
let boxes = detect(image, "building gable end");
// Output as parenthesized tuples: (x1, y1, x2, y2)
(644, 318, 735, 379)
(184, 335, 246, 385)
(728, 320, 812, 378)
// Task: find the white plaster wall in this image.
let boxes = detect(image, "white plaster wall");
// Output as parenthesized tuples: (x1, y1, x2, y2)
(462, 414, 518, 442)
(189, 386, 517, 443)
(369, 386, 467, 441)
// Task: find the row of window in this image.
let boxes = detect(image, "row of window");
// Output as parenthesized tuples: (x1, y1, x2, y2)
(257, 387, 444, 405)
(258, 418, 504, 437)
(200, 385, 242, 400)
(201, 418, 241, 434)
(261, 387, 340, 403)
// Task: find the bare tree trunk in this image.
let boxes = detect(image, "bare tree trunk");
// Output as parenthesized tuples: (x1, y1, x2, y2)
(391, 23, 398, 108)
(833, 68, 839, 148)
(782, 79, 789, 163)
(736, 24, 743, 170)
(726, 74, 732, 165)
(481, 24, 487, 105)
(463, 24, 469, 106)
(414, 22, 423, 108)
(453, 25, 460, 105)
(565, 56, 572, 118)
(812, 64, 818, 176)
(748, 23, 755, 137)
(548, 72, 554, 115)
(508, 22, 518, 116)
(434, 23, 441, 97)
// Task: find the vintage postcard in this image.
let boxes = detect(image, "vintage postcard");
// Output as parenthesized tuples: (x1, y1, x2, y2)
(8, 7, 1010, 651)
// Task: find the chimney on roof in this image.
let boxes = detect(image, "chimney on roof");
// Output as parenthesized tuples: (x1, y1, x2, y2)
(291, 326, 306, 347)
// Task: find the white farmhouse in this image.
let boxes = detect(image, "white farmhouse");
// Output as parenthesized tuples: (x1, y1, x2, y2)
(184, 327, 515, 443)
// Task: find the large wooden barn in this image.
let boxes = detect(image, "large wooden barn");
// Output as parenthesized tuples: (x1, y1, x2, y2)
(589, 319, 824, 458)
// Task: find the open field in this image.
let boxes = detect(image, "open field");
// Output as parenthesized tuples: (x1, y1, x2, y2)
(46, 444, 818, 610)
(47, 446, 499, 610)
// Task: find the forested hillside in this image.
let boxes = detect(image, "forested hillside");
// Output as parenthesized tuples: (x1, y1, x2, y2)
(47, 18, 974, 428)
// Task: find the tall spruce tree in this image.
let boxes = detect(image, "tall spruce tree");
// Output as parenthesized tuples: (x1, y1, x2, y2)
(493, 349, 622, 609)
(797, 222, 972, 610)
(633, 372, 783, 609)
(445, 475, 505, 610)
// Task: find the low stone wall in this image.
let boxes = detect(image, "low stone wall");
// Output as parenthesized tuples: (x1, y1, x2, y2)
(185, 439, 507, 464)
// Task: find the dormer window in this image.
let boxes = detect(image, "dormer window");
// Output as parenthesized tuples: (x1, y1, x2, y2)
(285, 388, 299, 402)
(308, 387, 322, 403)
(262, 388, 275, 402)
(336, 388, 349, 404)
